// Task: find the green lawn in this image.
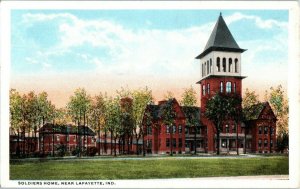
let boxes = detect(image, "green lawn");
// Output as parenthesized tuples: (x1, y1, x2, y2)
(10, 156, 288, 180)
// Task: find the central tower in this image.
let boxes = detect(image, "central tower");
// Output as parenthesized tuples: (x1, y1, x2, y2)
(196, 13, 246, 153)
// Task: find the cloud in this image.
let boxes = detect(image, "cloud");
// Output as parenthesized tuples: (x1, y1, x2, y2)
(12, 11, 288, 106)
(225, 12, 287, 29)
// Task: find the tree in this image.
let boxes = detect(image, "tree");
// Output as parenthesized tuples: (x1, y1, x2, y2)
(242, 88, 259, 108)
(160, 98, 177, 156)
(105, 97, 122, 156)
(164, 91, 174, 100)
(10, 89, 23, 157)
(266, 85, 289, 152)
(227, 94, 243, 155)
(181, 86, 199, 155)
(132, 87, 153, 155)
(205, 93, 231, 155)
(180, 86, 197, 106)
(67, 88, 92, 156)
(89, 93, 107, 155)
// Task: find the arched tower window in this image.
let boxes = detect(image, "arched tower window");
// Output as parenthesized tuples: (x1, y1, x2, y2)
(207, 61, 209, 74)
(202, 84, 206, 96)
(220, 82, 223, 93)
(229, 58, 232, 72)
(216, 57, 220, 72)
(226, 82, 232, 93)
(234, 58, 238, 73)
(233, 82, 236, 93)
(204, 62, 206, 76)
(207, 83, 210, 94)
(222, 58, 226, 72)
(209, 59, 212, 73)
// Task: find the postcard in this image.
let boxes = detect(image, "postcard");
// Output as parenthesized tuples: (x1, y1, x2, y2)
(0, 1, 299, 188)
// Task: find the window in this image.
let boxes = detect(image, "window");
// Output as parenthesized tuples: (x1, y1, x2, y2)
(221, 139, 227, 148)
(166, 138, 170, 147)
(172, 139, 176, 148)
(166, 126, 170, 134)
(204, 62, 206, 75)
(232, 125, 236, 133)
(258, 126, 262, 134)
(202, 64, 204, 77)
(233, 82, 236, 93)
(185, 128, 188, 134)
(216, 57, 220, 72)
(178, 138, 182, 147)
(207, 83, 210, 94)
(229, 58, 232, 72)
(225, 125, 229, 133)
(66, 135, 69, 142)
(185, 142, 189, 148)
(196, 127, 201, 134)
(271, 127, 274, 135)
(264, 126, 268, 134)
(234, 58, 238, 73)
(270, 140, 273, 147)
(172, 125, 176, 133)
(148, 140, 152, 148)
(56, 135, 60, 142)
(73, 136, 76, 142)
(147, 126, 152, 135)
(220, 82, 224, 93)
(178, 125, 182, 133)
(264, 139, 268, 147)
(258, 139, 262, 148)
(226, 82, 232, 93)
(210, 59, 212, 73)
(207, 61, 209, 74)
(202, 85, 206, 96)
(222, 58, 226, 72)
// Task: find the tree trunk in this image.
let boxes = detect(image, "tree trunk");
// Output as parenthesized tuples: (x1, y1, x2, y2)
(194, 126, 197, 155)
(216, 126, 220, 155)
(114, 137, 117, 156)
(42, 117, 45, 156)
(135, 134, 140, 155)
(244, 125, 246, 154)
(110, 130, 113, 155)
(17, 129, 20, 157)
(236, 123, 239, 155)
(170, 126, 173, 156)
(104, 129, 107, 154)
(98, 124, 101, 156)
(52, 121, 55, 157)
(142, 132, 145, 157)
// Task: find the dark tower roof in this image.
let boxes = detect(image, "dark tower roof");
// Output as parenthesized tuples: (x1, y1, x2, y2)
(196, 13, 246, 59)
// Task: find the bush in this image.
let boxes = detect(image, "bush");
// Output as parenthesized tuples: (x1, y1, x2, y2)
(71, 147, 80, 156)
(87, 147, 97, 156)
(56, 144, 67, 157)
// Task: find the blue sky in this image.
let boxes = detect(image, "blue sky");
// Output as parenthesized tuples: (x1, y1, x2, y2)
(11, 9, 288, 107)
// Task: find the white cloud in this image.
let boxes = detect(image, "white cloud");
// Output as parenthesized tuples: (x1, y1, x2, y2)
(16, 11, 288, 105)
(225, 12, 287, 29)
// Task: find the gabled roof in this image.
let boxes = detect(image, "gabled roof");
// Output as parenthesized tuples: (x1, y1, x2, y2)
(196, 13, 246, 59)
(40, 123, 96, 136)
(144, 99, 201, 126)
(243, 102, 276, 121)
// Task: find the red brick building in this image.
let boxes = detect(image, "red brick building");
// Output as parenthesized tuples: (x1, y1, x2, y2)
(143, 13, 277, 155)
(39, 123, 96, 155)
(195, 13, 277, 154)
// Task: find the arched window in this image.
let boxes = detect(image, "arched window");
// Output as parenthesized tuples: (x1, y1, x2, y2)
(233, 82, 236, 93)
(202, 64, 204, 77)
(204, 62, 206, 76)
(207, 83, 210, 94)
(220, 82, 223, 93)
(216, 57, 220, 72)
(229, 58, 232, 72)
(222, 58, 226, 72)
(207, 61, 209, 74)
(202, 84, 206, 96)
(234, 58, 238, 73)
(210, 59, 212, 73)
(226, 82, 232, 93)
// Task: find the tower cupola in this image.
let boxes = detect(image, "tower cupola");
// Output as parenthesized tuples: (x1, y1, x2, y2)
(196, 13, 246, 81)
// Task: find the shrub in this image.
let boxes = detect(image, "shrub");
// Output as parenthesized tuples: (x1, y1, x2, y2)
(56, 144, 67, 157)
(87, 147, 97, 156)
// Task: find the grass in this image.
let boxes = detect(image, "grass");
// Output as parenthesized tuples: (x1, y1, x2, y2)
(10, 156, 288, 180)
